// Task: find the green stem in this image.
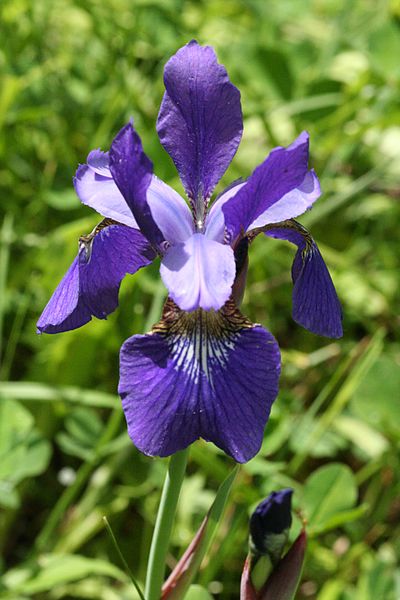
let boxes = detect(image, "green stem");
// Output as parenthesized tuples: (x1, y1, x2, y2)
(145, 448, 189, 600)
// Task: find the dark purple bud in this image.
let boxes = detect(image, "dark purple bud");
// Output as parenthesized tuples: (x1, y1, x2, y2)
(249, 489, 293, 563)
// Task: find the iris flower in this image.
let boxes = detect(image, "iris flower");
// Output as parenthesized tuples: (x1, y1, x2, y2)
(37, 41, 342, 463)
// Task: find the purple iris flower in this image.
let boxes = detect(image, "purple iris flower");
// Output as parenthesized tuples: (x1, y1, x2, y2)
(37, 41, 342, 463)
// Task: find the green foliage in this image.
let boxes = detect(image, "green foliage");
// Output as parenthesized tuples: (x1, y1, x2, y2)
(1, 0, 400, 598)
(185, 585, 214, 600)
(0, 398, 51, 509)
(303, 464, 358, 534)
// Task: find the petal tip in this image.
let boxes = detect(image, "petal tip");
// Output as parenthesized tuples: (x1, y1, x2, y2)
(74, 163, 88, 184)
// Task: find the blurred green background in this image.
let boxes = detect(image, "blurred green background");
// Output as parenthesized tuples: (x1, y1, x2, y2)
(1, 0, 400, 598)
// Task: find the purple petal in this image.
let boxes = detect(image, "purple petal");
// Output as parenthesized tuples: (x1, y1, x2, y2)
(37, 224, 155, 334)
(109, 123, 164, 247)
(205, 180, 246, 242)
(74, 164, 138, 228)
(119, 300, 281, 462)
(87, 149, 111, 176)
(265, 222, 343, 338)
(75, 152, 192, 240)
(37, 257, 91, 334)
(248, 170, 321, 230)
(223, 132, 311, 242)
(157, 40, 243, 202)
(79, 224, 155, 318)
(147, 176, 194, 243)
(159, 233, 236, 311)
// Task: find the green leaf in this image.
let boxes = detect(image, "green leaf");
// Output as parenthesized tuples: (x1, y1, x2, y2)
(0, 381, 118, 408)
(56, 407, 105, 459)
(369, 22, 400, 79)
(315, 504, 368, 534)
(256, 48, 293, 100)
(0, 398, 51, 507)
(350, 354, 400, 437)
(303, 464, 357, 533)
(0, 483, 20, 509)
(333, 416, 388, 459)
(43, 189, 80, 211)
(12, 554, 127, 594)
(184, 585, 214, 600)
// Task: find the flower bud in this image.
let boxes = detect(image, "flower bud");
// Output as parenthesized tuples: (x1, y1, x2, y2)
(249, 489, 293, 564)
(241, 489, 306, 600)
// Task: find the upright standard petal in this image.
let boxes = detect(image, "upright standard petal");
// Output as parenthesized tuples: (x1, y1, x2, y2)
(264, 220, 343, 338)
(109, 123, 164, 248)
(157, 40, 243, 203)
(119, 300, 281, 463)
(223, 132, 310, 242)
(159, 233, 236, 312)
(37, 223, 155, 334)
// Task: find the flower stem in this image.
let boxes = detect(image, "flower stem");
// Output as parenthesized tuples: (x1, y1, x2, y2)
(145, 448, 189, 600)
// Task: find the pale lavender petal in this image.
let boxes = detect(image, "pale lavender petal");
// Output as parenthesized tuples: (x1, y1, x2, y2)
(205, 180, 246, 242)
(74, 164, 138, 228)
(37, 224, 155, 334)
(147, 176, 193, 243)
(37, 258, 91, 334)
(223, 132, 310, 242)
(265, 221, 343, 338)
(109, 123, 164, 247)
(248, 170, 321, 230)
(157, 40, 243, 202)
(75, 154, 191, 238)
(119, 301, 281, 462)
(159, 233, 235, 311)
(87, 149, 111, 176)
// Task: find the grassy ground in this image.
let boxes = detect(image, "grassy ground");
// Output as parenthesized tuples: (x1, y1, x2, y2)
(1, 0, 400, 598)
